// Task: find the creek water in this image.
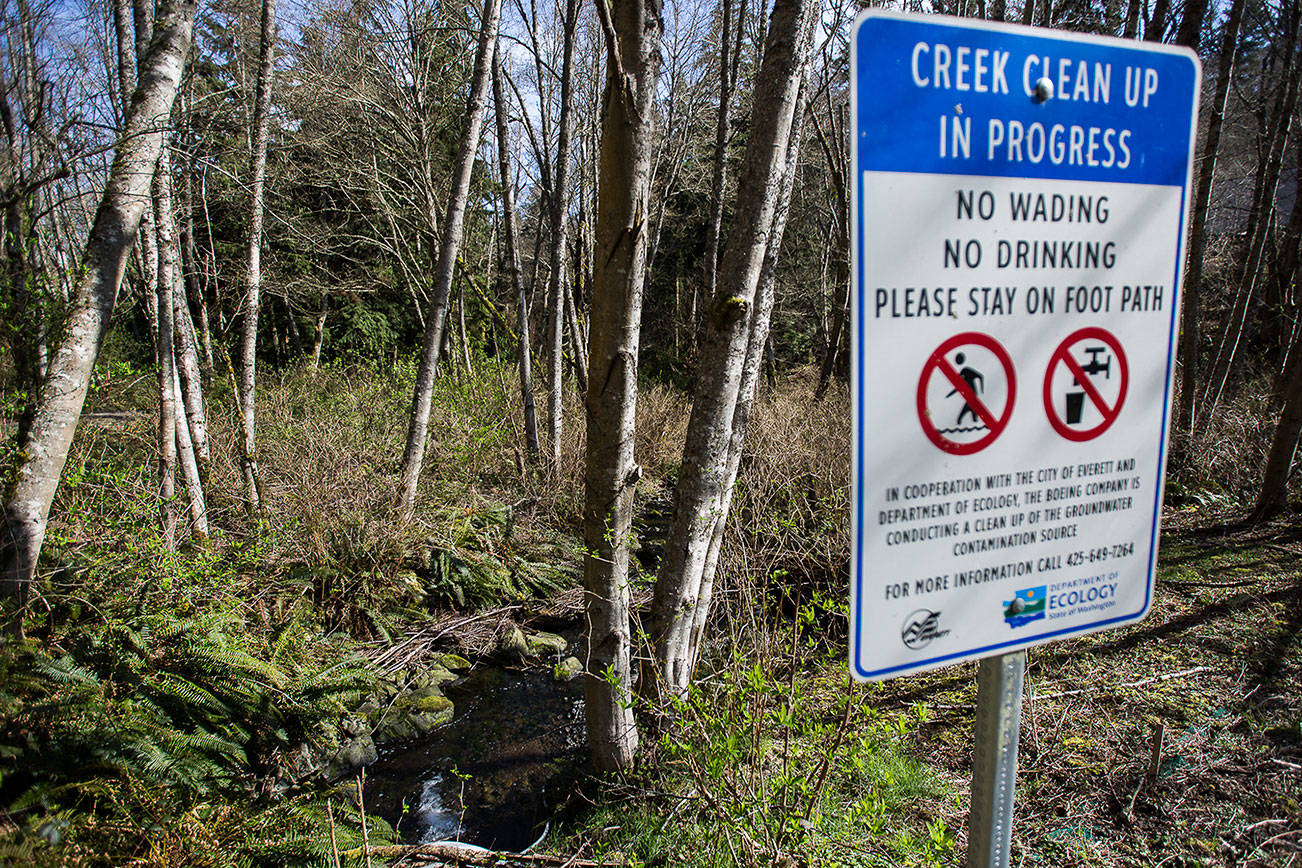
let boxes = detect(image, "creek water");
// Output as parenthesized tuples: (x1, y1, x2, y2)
(364, 664, 587, 851)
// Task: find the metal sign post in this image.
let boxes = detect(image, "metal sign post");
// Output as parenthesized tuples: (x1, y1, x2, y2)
(847, 9, 1200, 865)
(967, 652, 1026, 868)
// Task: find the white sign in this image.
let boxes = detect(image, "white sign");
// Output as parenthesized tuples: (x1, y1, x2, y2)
(850, 12, 1200, 681)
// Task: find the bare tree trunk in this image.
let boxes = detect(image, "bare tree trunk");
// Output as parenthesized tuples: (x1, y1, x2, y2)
(134, 0, 160, 363)
(699, 0, 744, 349)
(542, 0, 581, 469)
(310, 300, 328, 373)
(1271, 139, 1302, 386)
(398, 0, 502, 520)
(173, 365, 208, 543)
(159, 149, 207, 543)
(564, 277, 588, 395)
(1174, 0, 1209, 48)
(582, 0, 661, 773)
(153, 147, 210, 486)
(179, 143, 214, 372)
(812, 102, 849, 400)
(237, 0, 278, 519)
(1174, 0, 1245, 442)
(1123, 0, 1142, 37)
(1144, 0, 1170, 41)
(153, 151, 179, 550)
(688, 59, 812, 674)
(1198, 14, 1300, 430)
(648, 0, 818, 702)
(492, 50, 540, 462)
(1254, 346, 1302, 518)
(0, 0, 198, 615)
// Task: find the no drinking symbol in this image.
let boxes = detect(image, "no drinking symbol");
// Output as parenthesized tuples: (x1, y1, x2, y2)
(916, 333, 1016, 455)
(1043, 327, 1129, 441)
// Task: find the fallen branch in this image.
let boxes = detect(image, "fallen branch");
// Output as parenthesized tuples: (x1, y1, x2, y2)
(344, 843, 609, 866)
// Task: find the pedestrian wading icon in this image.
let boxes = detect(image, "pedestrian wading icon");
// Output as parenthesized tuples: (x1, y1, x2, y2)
(916, 333, 1016, 455)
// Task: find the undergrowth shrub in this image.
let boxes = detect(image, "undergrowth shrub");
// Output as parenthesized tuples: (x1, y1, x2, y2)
(0, 605, 389, 865)
(561, 594, 955, 868)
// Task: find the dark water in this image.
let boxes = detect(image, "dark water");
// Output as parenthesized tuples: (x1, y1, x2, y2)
(364, 665, 587, 851)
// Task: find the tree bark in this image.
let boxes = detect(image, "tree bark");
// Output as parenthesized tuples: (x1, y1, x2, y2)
(153, 149, 179, 549)
(687, 57, 812, 675)
(0, 0, 199, 614)
(134, 0, 160, 363)
(1254, 343, 1302, 518)
(699, 0, 745, 351)
(1144, 0, 1170, 41)
(582, 0, 662, 773)
(492, 50, 540, 462)
(545, 0, 581, 470)
(647, 0, 819, 701)
(237, 0, 279, 519)
(1174, 0, 1245, 443)
(310, 300, 328, 373)
(397, 0, 502, 520)
(1197, 12, 1301, 430)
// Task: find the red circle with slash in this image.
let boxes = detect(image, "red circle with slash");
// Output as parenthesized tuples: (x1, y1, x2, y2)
(916, 332, 1016, 455)
(1043, 327, 1129, 441)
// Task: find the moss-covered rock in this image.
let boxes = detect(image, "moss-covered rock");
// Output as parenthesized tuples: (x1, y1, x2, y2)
(439, 653, 471, 672)
(499, 625, 530, 660)
(553, 657, 583, 682)
(527, 631, 568, 656)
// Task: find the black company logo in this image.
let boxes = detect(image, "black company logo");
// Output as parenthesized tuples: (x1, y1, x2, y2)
(901, 609, 951, 649)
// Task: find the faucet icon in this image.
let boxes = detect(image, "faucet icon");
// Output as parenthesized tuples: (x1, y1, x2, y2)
(1074, 346, 1110, 385)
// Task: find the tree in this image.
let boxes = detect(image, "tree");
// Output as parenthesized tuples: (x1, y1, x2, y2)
(397, 0, 502, 521)
(646, 0, 819, 702)
(236, 0, 279, 518)
(1196, 1, 1301, 431)
(1174, 0, 1246, 443)
(493, 49, 541, 462)
(1, 0, 201, 617)
(544, 0, 582, 468)
(582, 0, 662, 772)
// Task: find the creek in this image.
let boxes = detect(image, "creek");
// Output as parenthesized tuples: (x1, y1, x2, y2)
(364, 663, 587, 851)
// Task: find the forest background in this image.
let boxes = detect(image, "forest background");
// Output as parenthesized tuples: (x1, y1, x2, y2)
(0, 0, 1300, 864)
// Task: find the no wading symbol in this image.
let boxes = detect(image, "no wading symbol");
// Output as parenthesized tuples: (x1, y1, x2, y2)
(1043, 327, 1129, 441)
(917, 333, 1016, 455)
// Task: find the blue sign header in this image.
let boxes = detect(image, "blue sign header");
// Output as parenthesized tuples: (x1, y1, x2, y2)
(854, 14, 1199, 186)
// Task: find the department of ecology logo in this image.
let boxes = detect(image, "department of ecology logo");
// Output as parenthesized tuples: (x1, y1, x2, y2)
(1003, 586, 1047, 628)
(901, 609, 950, 649)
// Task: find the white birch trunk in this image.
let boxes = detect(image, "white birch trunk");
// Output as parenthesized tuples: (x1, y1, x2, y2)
(0, 0, 199, 613)
(648, 0, 819, 700)
(237, 0, 278, 518)
(492, 50, 540, 461)
(153, 150, 178, 550)
(545, 0, 581, 469)
(397, 0, 502, 519)
(582, 0, 662, 772)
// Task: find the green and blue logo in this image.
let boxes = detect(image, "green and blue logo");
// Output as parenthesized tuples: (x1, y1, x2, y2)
(1003, 586, 1046, 628)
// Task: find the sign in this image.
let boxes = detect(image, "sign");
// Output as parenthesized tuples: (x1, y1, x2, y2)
(850, 11, 1199, 681)
(1043, 327, 1129, 441)
(917, 333, 1017, 455)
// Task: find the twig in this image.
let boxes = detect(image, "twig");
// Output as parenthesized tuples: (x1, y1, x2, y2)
(327, 798, 342, 868)
(358, 773, 372, 868)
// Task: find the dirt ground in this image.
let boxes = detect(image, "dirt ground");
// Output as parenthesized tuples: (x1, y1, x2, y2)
(877, 508, 1302, 867)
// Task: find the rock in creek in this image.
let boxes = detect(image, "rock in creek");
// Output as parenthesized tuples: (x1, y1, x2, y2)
(553, 657, 583, 682)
